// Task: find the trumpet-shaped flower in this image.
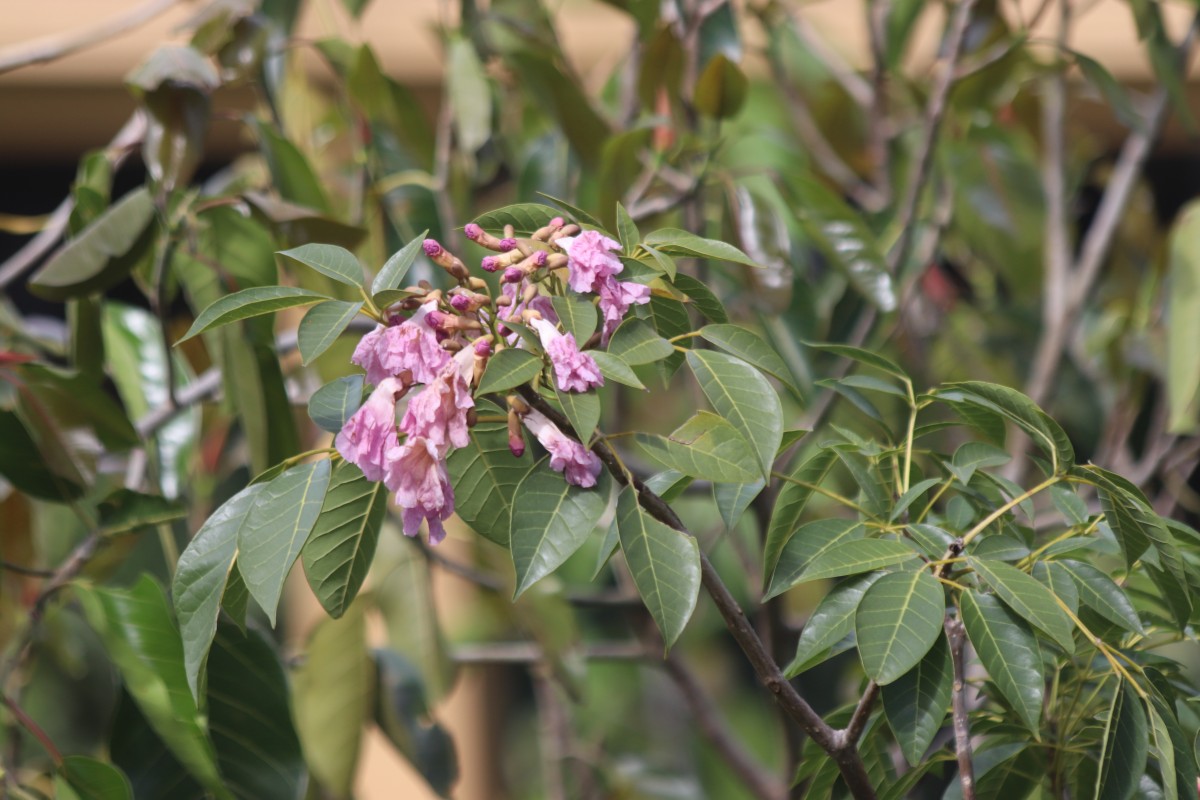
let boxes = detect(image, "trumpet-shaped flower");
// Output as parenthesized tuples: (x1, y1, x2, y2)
(597, 277, 651, 345)
(351, 301, 449, 386)
(384, 436, 455, 546)
(399, 350, 475, 453)
(530, 317, 603, 392)
(523, 409, 602, 488)
(558, 230, 623, 293)
(334, 377, 403, 482)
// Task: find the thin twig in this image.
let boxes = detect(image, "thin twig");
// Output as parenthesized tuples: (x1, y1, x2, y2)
(844, 681, 880, 746)
(945, 616, 976, 800)
(452, 641, 645, 664)
(866, 0, 893, 202)
(0, 0, 180, 75)
(0, 562, 54, 579)
(1, 696, 61, 766)
(432, 95, 459, 252)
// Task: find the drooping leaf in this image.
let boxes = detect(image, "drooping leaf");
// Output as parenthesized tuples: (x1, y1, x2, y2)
(636, 411, 762, 483)
(511, 461, 611, 597)
(237, 460, 332, 625)
(256, 122, 329, 212)
(671, 272, 729, 323)
(805, 341, 908, 381)
(476, 348, 543, 395)
(1057, 560, 1144, 635)
(765, 519, 865, 599)
(97, 489, 185, 535)
(785, 573, 883, 677)
(372, 231, 428, 295)
(856, 569, 946, 684)
(293, 600, 374, 798)
(687, 349, 782, 479)
(700, 324, 799, 397)
(616, 489, 701, 649)
(796, 538, 920, 584)
(969, 558, 1075, 653)
(297, 300, 363, 365)
(446, 35, 492, 154)
(301, 461, 388, 618)
(939, 382, 1074, 474)
(642, 228, 761, 268)
(308, 375, 365, 434)
(447, 399, 534, 545)
(372, 649, 458, 797)
(882, 631, 953, 767)
(763, 448, 838, 583)
(1095, 680, 1148, 800)
(29, 188, 155, 300)
(173, 482, 265, 699)
(178, 286, 327, 342)
(75, 577, 227, 797)
(277, 243, 364, 287)
(960, 590, 1044, 732)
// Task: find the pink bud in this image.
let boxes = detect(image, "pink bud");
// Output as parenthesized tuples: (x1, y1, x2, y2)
(481, 256, 499, 272)
(550, 217, 564, 227)
(450, 294, 471, 311)
(499, 238, 517, 252)
(508, 433, 526, 458)
(423, 239, 443, 258)
(425, 310, 446, 330)
(534, 251, 547, 267)
(464, 223, 482, 240)
(474, 339, 493, 357)
(503, 267, 523, 283)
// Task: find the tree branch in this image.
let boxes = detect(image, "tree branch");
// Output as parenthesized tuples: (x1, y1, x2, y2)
(945, 616, 976, 800)
(844, 681, 880, 746)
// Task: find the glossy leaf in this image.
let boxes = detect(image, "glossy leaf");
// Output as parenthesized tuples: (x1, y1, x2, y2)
(308, 375, 365, 434)
(60, 756, 133, 800)
(785, 573, 882, 677)
(1096, 680, 1148, 800)
(766, 519, 865, 599)
(237, 460, 332, 625)
(590, 351, 645, 388)
(173, 482, 265, 698)
(960, 590, 1043, 732)
(297, 300, 363, 365)
(939, 382, 1074, 474)
(472, 203, 560, 236)
(763, 448, 838, 582)
(969, 558, 1075, 653)
(75, 577, 227, 797)
(178, 286, 327, 342)
(476, 348, 543, 395)
(671, 272, 729, 323)
(882, 632, 953, 767)
(856, 569, 946, 684)
(700, 324, 798, 396)
(277, 243, 364, 287)
(551, 293, 598, 344)
(687, 349, 782, 479)
(447, 399, 534, 545)
(713, 478, 764, 530)
(511, 461, 611, 597)
(797, 538, 920, 584)
(616, 489, 701, 649)
(555, 386, 600, 441)
(636, 411, 761, 483)
(301, 461, 388, 618)
(1057, 560, 1144, 635)
(642, 228, 760, 267)
(372, 231, 428, 294)
(607, 318, 674, 365)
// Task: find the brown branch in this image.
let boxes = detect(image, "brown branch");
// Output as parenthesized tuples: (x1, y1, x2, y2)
(517, 387, 878, 799)
(944, 616, 976, 800)
(0, 562, 54, 579)
(1, 695, 61, 767)
(0, 0, 180, 75)
(844, 681, 880, 746)
(866, 0, 892, 203)
(452, 641, 645, 664)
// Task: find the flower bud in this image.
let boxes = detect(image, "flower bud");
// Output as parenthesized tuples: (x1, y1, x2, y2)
(507, 406, 526, 457)
(548, 224, 580, 245)
(466, 408, 478, 427)
(503, 267, 523, 283)
(468, 277, 489, 291)
(507, 395, 530, 414)
(499, 238, 517, 252)
(423, 239, 443, 258)
(550, 216, 564, 227)
(496, 294, 513, 307)
(450, 293, 471, 311)
(473, 337, 493, 357)
(481, 256, 500, 272)
(546, 253, 568, 271)
(532, 217, 566, 241)
(424, 238, 469, 281)
(503, 224, 516, 239)
(463, 223, 483, 240)
(522, 284, 540, 304)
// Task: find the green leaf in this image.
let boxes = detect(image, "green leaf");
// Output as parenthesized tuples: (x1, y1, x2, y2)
(476, 348, 543, 395)
(178, 286, 327, 342)
(29, 187, 155, 300)
(636, 412, 762, 483)
(206, 625, 306, 800)
(1073, 51, 1140, 130)
(616, 489, 701, 649)
(277, 243, 364, 287)
(890, 478, 943, 522)
(960, 590, 1044, 732)
(60, 756, 133, 800)
(555, 386, 600, 441)
(693, 53, 748, 118)
(447, 399, 533, 545)
(536, 192, 605, 230)
(1057, 560, 1144, 635)
(1095, 680, 1148, 800)
(882, 632, 953, 767)
(805, 341, 908, 380)
(237, 460, 332, 626)
(939, 381, 1074, 474)
(511, 461, 611, 597)
(642, 228, 760, 268)
(671, 272, 728, 323)
(294, 600, 374, 798)
(713, 479, 764, 530)
(766, 519, 865, 599)
(949, 442, 1012, 484)
(790, 178, 895, 311)
(838, 374, 908, 399)
(785, 573, 882, 677)
(607, 318, 674, 365)
(297, 300, 363, 365)
(508, 51, 611, 167)
(1033, 560, 1079, 614)
(796, 538, 919, 584)
(97, 489, 185, 535)
(446, 36, 492, 154)
(372, 231, 428, 295)
(590, 351, 645, 389)
(969, 558, 1074, 652)
(1148, 700, 1179, 800)
(372, 649, 458, 796)
(1167, 202, 1200, 433)
(856, 569, 945, 684)
(472, 203, 559, 236)
(700, 324, 799, 396)
(376, 541, 457, 703)
(615, 203, 640, 252)
(308, 375, 365, 434)
(763, 448, 838, 582)
(301, 462, 388, 618)
(256, 122, 329, 212)
(75, 577, 227, 797)
(687, 349, 782, 479)
(173, 482, 265, 699)
(551, 293, 598, 343)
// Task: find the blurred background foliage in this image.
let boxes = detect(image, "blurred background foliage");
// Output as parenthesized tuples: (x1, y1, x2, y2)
(1, 0, 1200, 798)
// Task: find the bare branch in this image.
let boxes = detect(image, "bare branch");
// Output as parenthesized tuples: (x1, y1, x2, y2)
(866, 0, 893, 202)
(945, 616, 976, 800)
(0, 561, 55, 579)
(844, 681, 880, 746)
(0, 0, 180, 75)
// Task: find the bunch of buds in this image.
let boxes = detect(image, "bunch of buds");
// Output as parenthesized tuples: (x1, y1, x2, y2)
(423, 239, 469, 282)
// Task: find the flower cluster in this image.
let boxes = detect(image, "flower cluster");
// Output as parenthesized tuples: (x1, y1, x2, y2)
(336, 219, 640, 543)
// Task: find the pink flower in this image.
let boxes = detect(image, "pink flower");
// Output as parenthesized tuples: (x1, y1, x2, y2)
(351, 302, 450, 386)
(523, 409, 602, 488)
(558, 231, 623, 293)
(597, 277, 651, 345)
(531, 318, 603, 393)
(399, 351, 475, 454)
(384, 437, 455, 545)
(335, 377, 403, 482)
